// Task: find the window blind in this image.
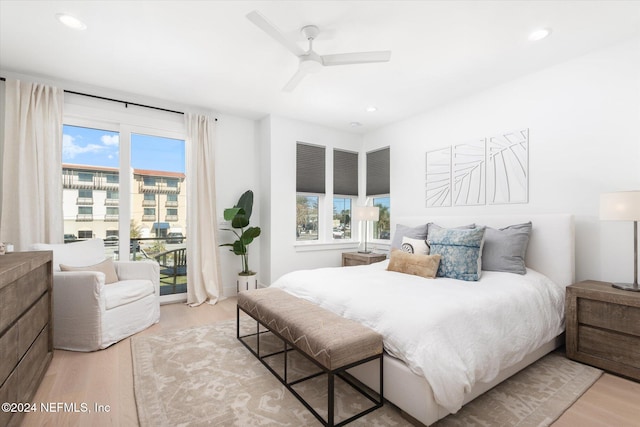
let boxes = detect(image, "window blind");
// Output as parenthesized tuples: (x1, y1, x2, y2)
(366, 147, 390, 196)
(333, 149, 358, 196)
(296, 142, 326, 194)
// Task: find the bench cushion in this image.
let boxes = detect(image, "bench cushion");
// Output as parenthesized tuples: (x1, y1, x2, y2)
(238, 287, 383, 370)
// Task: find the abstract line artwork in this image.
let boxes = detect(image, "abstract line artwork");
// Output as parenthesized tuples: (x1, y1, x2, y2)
(487, 129, 529, 204)
(425, 147, 451, 207)
(425, 128, 528, 207)
(453, 140, 486, 206)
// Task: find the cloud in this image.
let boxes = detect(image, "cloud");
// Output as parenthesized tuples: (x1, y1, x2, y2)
(62, 134, 107, 159)
(101, 134, 119, 146)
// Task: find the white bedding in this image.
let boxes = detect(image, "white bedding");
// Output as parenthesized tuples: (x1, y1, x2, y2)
(270, 260, 566, 413)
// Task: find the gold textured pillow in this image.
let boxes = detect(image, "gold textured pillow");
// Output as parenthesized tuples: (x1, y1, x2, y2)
(60, 258, 119, 284)
(387, 250, 441, 279)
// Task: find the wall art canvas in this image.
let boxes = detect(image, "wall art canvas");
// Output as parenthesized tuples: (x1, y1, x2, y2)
(425, 128, 529, 207)
(453, 139, 486, 206)
(425, 147, 451, 207)
(487, 129, 529, 204)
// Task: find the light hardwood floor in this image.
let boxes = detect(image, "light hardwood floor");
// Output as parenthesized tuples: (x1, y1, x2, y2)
(21, 298, 640, 427)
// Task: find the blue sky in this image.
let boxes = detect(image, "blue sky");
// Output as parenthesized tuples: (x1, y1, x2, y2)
(62, 125, 185, 173)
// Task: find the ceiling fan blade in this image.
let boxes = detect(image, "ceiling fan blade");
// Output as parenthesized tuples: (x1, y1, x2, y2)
(283, 67, 309, 92)
(246, 11, 305, 57)
(321, 51, 392, 66)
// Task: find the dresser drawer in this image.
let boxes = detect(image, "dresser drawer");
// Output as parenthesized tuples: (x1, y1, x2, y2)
(578, 325, 640, 369)
(577, 298, 640, 337)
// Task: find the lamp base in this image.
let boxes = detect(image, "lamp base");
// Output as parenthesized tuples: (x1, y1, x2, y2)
(358, 250, 372, 254)
(611, 282, 640, 292)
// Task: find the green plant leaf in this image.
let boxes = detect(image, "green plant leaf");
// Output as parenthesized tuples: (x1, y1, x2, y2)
(236, 190, 253, 220)
(232, 240, 246, 255)
(223, 207, 244, 221)
(231, 215, 250, 229)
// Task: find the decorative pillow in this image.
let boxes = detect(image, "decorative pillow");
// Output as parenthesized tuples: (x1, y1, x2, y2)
(60, 258, 119, 284)
(482, 222, 532, 274)
(426, 223, 475, 242)
(387, 250, 441, 279)
(390, 223, 429, 250)
(401, 236, 429, 255)
(428, 226, 486, 281)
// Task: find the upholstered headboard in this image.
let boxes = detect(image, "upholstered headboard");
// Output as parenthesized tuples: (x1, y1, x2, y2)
(392, 214, 575, 287)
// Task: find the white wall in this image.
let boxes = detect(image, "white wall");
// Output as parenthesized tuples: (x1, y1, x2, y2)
(363, 36, 640, 283)
(214, 114, 261, 296)
(260, 115, 363, 285)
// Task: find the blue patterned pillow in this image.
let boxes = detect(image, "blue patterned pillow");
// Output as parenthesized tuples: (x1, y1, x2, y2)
(428, 226, 486, 281)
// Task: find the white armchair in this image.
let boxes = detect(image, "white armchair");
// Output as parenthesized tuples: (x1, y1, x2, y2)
(31, 239, 160, 351)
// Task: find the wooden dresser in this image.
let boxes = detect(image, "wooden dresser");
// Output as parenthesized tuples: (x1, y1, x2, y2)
(0, 251, 53, 427)
(342, 252, 387, 267)
(565, 280, 640, 381)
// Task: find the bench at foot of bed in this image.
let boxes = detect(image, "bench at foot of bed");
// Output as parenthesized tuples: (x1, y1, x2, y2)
(237, 287, 384, 427)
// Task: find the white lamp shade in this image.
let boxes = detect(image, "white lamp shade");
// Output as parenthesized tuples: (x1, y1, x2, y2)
(600, 191, 640, 221)
(353, 206, 380, 221)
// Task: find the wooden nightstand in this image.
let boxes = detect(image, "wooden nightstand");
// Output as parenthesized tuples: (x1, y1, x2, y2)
(342, 252, 387, 267)
(565, 280, 640, 381)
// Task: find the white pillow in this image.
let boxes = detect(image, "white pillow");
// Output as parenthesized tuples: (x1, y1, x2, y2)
(401, 236, 429, 255)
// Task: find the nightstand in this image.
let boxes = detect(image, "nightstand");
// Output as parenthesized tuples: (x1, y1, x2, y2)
(342, 252, 387, 267)
(565, 280, 640, 381)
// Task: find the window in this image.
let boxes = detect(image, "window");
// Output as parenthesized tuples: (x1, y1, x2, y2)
(62, 98, 186, 301)
(296, 143, 325, 241)
(367, 147, 390, 240)
(297, 195, 319, 240)
(333, 149, 358, 240)
(78, 230, 93, 239)
(78, 172, 93, 182)
(166, 208, 178, 217)
(78, 189, 93, 198)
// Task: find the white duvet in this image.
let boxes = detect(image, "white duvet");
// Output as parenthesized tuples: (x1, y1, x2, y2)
(270, 260, 565, 413)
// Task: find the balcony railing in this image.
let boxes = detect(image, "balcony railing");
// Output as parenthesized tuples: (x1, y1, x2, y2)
(62, 173, 119, 190)
(165, 201, 179, 207)
(142, 215, 156, 221)
(142, 200, 156, 207)
(104, 214, 119, 222)
(138, 181, 181, 194)
(165, 215, 179, 221)
(105, 199, 119, 206)
(76, 197, 93, 205)
(76, 214, 93, 221)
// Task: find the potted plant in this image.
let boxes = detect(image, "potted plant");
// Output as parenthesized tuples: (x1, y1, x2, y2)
(220, 190, 261, 291)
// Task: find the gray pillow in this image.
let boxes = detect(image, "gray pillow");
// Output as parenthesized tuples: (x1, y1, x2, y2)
(426, 223, 475, 242)
(390, 223, 429, 250)
(481, 222, 532, 274)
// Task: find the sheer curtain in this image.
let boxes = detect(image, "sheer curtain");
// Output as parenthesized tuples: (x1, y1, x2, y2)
(185, 113, 223, 305)
(0, 79, 64, 250)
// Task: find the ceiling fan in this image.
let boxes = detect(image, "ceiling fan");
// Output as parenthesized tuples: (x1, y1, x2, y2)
(247, 11, 392, 92)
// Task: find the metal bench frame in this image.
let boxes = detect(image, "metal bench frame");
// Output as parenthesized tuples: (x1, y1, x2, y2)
(237, 305, 383, 427)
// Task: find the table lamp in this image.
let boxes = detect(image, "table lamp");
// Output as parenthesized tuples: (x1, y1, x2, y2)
(353, 206, 379, 254)
(600, 191, 640, 291)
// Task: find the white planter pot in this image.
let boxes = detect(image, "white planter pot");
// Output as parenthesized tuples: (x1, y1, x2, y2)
(237, 273, 258, 292)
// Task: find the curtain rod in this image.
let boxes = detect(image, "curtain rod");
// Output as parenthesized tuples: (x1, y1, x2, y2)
(0, 76, 217, 120)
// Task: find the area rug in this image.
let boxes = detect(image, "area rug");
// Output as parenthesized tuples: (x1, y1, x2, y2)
(132, 319, 602, 427)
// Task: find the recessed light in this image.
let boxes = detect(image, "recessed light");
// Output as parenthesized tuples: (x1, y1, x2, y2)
(350, 122, 362, 127)
(528, 28, 551, 41)
(365, 106, 377, 113)
(56, 13, 87, 30)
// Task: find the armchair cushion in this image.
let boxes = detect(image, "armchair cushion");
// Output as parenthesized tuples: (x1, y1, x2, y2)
(104, 280, 155, 310)
(31, 239, 105, 271)
(60, 258, 119, 284)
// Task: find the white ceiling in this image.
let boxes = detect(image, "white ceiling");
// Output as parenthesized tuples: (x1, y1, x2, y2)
(1, 1, 639, 133)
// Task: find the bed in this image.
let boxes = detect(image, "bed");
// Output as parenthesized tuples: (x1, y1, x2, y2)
(270, 214, 575, 426)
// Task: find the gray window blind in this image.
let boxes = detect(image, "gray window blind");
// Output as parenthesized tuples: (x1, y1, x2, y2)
(366, 147, 390, 196)
(333, 149, 358, 196)
(296, 142, 326, 194)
